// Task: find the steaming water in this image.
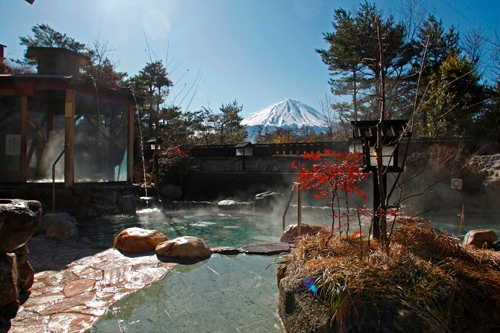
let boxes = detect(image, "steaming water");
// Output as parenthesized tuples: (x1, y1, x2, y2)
(82, 207, 500, 332)
(425, 212, 500, 238)
(78, 209, 283, 248)
(77, 205, 500, 248)
(82, 209, 284, 333)
(131, 93, 149, 201)
(90, 77, 105, 173)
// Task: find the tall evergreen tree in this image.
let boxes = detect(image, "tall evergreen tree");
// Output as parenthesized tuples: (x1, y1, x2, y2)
(316, 8, 368, 121)
(19, 23, 86, 53)
(128, 61, 173, 139)
(317, 2, 412, 121)
(410, 15, 459, 133)
(215, 100, 247, 145)
(424, 53, 484, 137)
(473, 79, 500, 139)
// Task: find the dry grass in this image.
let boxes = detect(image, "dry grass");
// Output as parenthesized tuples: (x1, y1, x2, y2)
(279, 222, 500, 331)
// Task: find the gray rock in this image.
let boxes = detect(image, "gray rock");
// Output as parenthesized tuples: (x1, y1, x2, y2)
(463, 229, 498, 249)
(0, 199, 42, 253)
(39, 212, 78, 234)
(217, 200, 253, 211)
(210, 247, 241, 254)
(0, 253, 19, 309)
(241, 242, 290, 255)
(116, 194, 137, 214)
(16, 252, 34, 291)
(45, 220, 79, 240)
(280, 224, 324, 243)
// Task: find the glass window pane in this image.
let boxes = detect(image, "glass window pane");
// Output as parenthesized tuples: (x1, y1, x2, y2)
(0, 96, 21, 173)
(74, 92, 128, 182)
(27, 91, 66, 182)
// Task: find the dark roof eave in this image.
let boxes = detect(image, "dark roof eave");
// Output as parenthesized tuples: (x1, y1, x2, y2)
(0, 74, 145, 104)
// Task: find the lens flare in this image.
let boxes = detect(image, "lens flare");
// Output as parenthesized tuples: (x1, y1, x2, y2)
(304, 277, 318, 294)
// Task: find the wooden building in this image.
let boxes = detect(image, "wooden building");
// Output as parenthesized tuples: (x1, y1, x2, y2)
(0, 47, 142, 187)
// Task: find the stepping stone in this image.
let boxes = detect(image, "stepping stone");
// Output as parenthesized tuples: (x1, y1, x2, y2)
(241, 242, 290, 255)
(211, 246, 242, 254)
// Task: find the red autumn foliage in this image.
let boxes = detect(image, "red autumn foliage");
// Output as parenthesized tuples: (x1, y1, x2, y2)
(161, 146, 189, 159)
(293, 150, 369, 201)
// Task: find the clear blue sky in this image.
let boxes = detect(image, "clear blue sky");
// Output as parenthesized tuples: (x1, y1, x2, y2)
(1, 0, 499, 119)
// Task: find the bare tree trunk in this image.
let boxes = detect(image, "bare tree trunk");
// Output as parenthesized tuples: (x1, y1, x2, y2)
(353, 69, 358, 121)
(376, 23, 388, 245)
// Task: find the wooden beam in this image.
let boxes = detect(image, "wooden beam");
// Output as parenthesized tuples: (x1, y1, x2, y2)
(20, 96, 27, 182)
(64, 89, 75, 187)
(128, 103, 134, 184)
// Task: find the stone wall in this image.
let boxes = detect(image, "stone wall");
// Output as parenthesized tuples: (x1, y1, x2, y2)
(0, 185, 138, 219)
(0, 199, 41, 329)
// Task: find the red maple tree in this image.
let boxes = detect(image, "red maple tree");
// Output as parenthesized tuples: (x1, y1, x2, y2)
(292, 150, 369, 234)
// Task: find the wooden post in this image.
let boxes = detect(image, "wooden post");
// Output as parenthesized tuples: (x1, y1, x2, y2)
(20, 96, 27, 182)
(128, 104, 135, 184)
(372, 172, 387, 240)
(297, 184, 302, 236)
(64, 89, 75, 187)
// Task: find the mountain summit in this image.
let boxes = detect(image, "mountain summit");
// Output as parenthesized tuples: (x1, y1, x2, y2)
(242, 99, 328, 141)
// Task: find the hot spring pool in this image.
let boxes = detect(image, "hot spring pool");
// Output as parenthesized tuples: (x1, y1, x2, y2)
(79, 207, 500, 332)
(78, 208, 284, 248)
(81, 209, 285, 333)
(77, 207, 500, 250)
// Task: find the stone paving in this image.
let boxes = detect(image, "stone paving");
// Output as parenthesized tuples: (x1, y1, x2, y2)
(7, 235, 175, 333)
(6, 235, 290, 333)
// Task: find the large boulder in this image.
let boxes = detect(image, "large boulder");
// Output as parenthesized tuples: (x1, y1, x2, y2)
(116, 194, 137, 215)
(155, 236, 211, 259)
(113, 227, 168, 253)
(217, 199, 239, 210)
(0, 199, 40, 327)
(45, 220, 79, 240)
(14, 245, 34, 290)
(463, 229, 498, 249)
(40, 212, 77, 229)
(0, 199, 42, 253)
(0, 253, 19, 310)
(39, 212, 78, 237)
(217, 200, 253, 211)
(280, 224, 324, 243)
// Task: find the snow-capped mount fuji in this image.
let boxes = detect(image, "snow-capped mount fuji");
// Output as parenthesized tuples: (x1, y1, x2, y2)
(242, 99, 328, 141)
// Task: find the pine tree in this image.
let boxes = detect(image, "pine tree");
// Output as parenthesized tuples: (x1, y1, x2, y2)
(128, 61, 173, 139)
(317, 2, 412, 121)
(424, 53, 484, 137)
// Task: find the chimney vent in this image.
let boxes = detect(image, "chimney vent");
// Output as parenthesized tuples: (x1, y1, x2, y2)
(26, 47, 90, 76)
(0, 44, 5, 61)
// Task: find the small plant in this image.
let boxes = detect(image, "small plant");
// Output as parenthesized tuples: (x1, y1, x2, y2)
(157, 146, 190, 186)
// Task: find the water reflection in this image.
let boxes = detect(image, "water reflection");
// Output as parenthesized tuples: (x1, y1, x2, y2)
(88, 254, 282, 333)
(78, 210, 283, 248)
